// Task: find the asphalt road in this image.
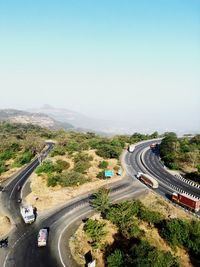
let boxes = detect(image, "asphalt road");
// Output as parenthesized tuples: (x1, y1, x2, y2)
(125, 141, 200, 216)
(3, 138, 199, 267)
(143, 147, 200, 198)
(2, 179, 147, 267)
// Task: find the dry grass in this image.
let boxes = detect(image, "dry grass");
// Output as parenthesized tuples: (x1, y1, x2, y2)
(25, 150, 124, 212)
(0, 215, 11, 238)
(69, 214, 118, 267)
(140, 191, 195, 220)
(0, 167, 21, 183)
(70, 211, 193, 267)
(139, 221, 192, 267)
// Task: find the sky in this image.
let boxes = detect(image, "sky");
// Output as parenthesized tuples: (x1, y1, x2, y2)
(0, 0, 199, 133)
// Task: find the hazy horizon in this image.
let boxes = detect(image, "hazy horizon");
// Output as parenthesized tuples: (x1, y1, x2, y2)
(0, 0, 199, 133)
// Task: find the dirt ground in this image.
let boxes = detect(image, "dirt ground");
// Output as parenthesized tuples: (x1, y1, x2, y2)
(140, 221, 192, 267)
(25, 150, 123, 212)
(0, 166, 21, 183)
(70, 193, 194, 267)
(0, 215, 11, 239)
(140, 191, 196, 221)
(69, 214, 118, 267)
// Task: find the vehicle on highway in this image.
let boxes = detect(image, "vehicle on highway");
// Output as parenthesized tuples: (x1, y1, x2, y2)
(0, 186, 4, 192)
(37, 228, 48, 247)
(0, 238, 8, 248)
(171, 192, 200, 212)
(20, 205, 35, 224)
(128, 144, 135, 153)
(136, 172, 158, 189)
(17, 185, 21, 191)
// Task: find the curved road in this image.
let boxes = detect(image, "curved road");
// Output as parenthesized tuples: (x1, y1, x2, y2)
(2, 139, 199, 267)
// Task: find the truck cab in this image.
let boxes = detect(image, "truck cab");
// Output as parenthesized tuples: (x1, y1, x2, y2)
(38, 228, 48, 247)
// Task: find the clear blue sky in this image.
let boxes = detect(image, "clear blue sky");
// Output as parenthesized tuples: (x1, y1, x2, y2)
(0, 0, 199, 132)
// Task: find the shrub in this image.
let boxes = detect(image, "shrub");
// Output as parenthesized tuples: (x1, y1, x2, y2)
(159, 219, 190, 248)
(73, 152, 93, 174)
(50, 146, 66, 156)
(107, 249, 124, 267)
(96, 170, 106, 179)
(55, 159, 70, 172)
(84, 219, 107, 249)
(98, 160, 108, 169)
(138, 209, 163, 224)
(35, 160, 55, 175)
(96, 144, 122, 159)
(0, 150, 14, 161)
(127, 240, 179, 267)
(47, 171, 90, 187)
(14, 151, 33, 166)
(73, 161, 91, 174)
(0, 161, 7, 174)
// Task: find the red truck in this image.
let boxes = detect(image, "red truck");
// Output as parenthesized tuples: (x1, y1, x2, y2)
(171, 192, 200, 212)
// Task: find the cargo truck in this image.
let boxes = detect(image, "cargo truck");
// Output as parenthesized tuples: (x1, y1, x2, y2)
(171, 192, 200, 212)
(128, 144, 135, 153)
(20, 205, 35, 224)
(136, 172, 158, 189)
(38, 228, 48, 247)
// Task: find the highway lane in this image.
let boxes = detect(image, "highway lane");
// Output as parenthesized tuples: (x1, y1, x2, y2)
(125, 141, 200, 219)
(125, 142, 176, 198)
(3, 179, 147, 267)
(5, 138, 189, 267)
(0, 143, 54, 223)
(0, 143, 54, 267)
(143, 147, 200, 198)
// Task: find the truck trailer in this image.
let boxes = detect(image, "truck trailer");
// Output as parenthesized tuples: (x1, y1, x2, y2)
(171, 192, 200, 212)
(136, 172, 158, 189)
(20, 205, 35, 224)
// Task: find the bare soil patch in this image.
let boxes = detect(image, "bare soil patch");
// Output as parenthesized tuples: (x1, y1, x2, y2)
(25, 150, 123, 212)
(69, 214, 117, 267)
(140, 191, 195, 220)
(0, 215, 11, 238)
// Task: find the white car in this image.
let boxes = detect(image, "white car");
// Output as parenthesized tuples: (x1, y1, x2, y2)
(38, 228, 48, 247)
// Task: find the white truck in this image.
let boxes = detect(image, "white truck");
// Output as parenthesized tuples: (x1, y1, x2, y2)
(20, 205, 35, 224)
(128, 144, 135, 153)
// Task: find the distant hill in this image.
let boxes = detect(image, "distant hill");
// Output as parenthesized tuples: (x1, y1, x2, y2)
(28, 105, 130, 134)
(0, 109, 74, 130)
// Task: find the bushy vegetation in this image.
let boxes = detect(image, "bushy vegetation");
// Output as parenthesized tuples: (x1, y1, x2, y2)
(0, 122, 48, 175)
(36, 159, 70, 176)
(84, 219, 107, 249)
(47, 170, 89, 187)
(14, 150, 34, 167)
(91, 187, 110, 215)
(0, 161, 7, 174)
(88, 188, 200, 265)
(98, 160, 108, 169)
(160, 133, 200, 183)
(159, 218, 200, 258)
(73, 152, 93, 174)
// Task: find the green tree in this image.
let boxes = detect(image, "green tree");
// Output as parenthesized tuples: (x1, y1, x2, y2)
(159, 219, 189, 248)
(91, 187, 110, 215)
(107, 249, 124, 267)
(84, 219, 107, 249)
(98, 160, 108, 169)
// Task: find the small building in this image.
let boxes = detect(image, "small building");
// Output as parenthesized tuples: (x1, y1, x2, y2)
(104, 170, 114, 178)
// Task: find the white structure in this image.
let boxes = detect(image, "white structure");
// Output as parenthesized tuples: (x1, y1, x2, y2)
(20, 205, 35, 224)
